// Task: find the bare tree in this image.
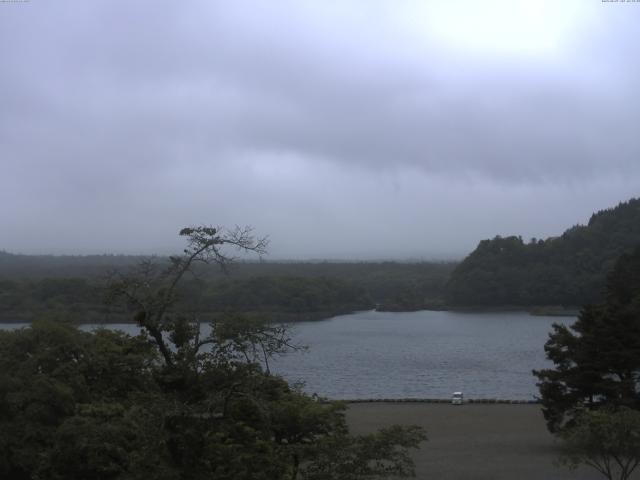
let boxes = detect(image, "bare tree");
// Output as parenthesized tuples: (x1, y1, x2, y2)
(106, 225, 268, 368)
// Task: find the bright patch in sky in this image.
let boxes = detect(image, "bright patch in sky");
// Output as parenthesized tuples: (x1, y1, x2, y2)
(403, 0, 589, 56)
(1, 0, 639, 257)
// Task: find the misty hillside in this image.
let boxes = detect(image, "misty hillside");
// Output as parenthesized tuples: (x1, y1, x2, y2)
(446, 197, 640, 307)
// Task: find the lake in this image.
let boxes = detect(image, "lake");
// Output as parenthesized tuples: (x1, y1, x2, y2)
(0, 310, 572, 400)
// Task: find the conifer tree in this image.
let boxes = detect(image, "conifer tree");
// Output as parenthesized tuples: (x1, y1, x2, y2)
(534, 246, 640, 432)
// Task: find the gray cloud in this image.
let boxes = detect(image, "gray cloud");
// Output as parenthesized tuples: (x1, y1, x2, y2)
(1, 1, 639, 257)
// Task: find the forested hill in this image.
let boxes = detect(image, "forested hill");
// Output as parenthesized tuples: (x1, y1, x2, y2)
(446, 198, 640, 307)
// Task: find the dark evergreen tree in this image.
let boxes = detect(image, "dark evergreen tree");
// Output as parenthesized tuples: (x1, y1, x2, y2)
(534, 245, 640, 432)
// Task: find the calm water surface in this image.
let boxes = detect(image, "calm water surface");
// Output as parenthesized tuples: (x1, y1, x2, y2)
(1, 310, 573, 400)
(272, 310, 572, 400)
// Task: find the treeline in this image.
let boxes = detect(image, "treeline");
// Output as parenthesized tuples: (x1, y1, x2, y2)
(0, 276, 373, 323)
(0, 258, 456, 322)
(0, 251, 144, 279)
(199, 277, 372, 315)
(0, 278, 104, 322)
(446, 198, 640, 307)
(3, 197, 640, 316)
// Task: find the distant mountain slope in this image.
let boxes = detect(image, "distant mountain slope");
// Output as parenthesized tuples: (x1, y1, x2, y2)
(446, 198, 640, 307)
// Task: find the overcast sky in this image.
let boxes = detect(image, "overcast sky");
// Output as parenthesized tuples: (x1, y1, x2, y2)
(1, 0, 639, 259)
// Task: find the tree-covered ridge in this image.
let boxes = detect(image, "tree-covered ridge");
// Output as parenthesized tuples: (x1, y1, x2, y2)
(446, 198, 640, 307)
(0, 260, 455, 322)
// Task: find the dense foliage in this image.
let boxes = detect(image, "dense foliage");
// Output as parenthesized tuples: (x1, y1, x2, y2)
(0, 226, 426, 479)
(447, 198, 640, 306)
(0, 278, 103, 322)
(0, 258, 455, 322)
(0, 321, 425, 479)
(534, 245, 640, 432)
(201, 276, 372, 316)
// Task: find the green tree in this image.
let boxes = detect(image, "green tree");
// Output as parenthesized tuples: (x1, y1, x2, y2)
(1, 226, 427, 479)
(534, 245, 640, 432)
(0, 321, 165, 479)
(558, 407, 640, 480)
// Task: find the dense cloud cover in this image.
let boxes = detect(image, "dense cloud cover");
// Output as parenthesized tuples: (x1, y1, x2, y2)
(1, 1, 639, 258)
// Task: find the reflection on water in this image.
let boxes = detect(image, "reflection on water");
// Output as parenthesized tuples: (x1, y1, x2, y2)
(0, 310, 573, 400)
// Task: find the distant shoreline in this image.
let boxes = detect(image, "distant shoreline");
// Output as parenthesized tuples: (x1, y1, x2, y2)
(377, 304, 580, 317)
(0, 308, 364, 325)
(0, 305, 580, 324)
(339, 398, 538, 404)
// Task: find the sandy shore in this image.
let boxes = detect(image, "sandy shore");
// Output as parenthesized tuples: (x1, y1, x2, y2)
(346, 402, 610, 480)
